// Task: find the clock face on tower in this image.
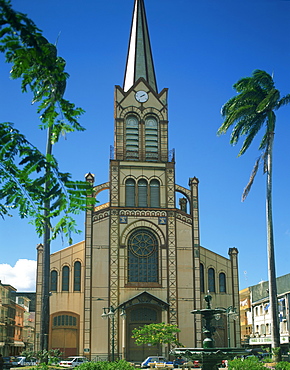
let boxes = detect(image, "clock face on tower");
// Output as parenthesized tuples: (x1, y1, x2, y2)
(135, 90, 148, 103)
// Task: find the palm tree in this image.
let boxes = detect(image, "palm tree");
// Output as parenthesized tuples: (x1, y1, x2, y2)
(217, 70, 290, 358)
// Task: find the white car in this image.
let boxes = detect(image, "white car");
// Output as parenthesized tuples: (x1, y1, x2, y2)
(59, 357, 88, 368)
(11, 357, 37, 367)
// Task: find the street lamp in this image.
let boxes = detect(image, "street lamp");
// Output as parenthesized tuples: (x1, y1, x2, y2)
(101, 306, 126, 361)
(215, 306, 238, 347)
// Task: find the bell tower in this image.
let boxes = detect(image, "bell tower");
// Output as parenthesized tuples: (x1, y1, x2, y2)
(114, 0, 170, 164)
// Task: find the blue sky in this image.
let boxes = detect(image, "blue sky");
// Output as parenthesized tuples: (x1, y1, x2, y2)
(0, 0, 290, 292)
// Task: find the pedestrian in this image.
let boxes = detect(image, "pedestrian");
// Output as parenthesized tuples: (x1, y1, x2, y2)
(0, 354, 4, 370)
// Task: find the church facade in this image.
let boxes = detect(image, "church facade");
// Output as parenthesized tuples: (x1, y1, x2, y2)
(35, 0, 240, 362)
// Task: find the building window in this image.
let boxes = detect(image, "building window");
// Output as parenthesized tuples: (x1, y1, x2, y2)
(208, 268, 215, 292)
(138, 179, 148, 207)
(74, 261, 81, 292)
(53, 314, 77, 327)
(150, 179, 160, 207)
(50, 270, 58, 292)
(200, 263, 204, 293)
(128, 228, 158, 283)
(62, 266, 70, 291)
(219, 272, 226, 293)
(126, 115, 139, 159)
(125, 178, 135, 207)
(145, 116, 158, 161)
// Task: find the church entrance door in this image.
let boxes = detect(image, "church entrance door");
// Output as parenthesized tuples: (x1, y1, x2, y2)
(126, 306, 161, 362)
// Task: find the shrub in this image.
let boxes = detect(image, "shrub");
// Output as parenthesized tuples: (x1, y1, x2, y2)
(228, 356, 265, 370)
(275, 362, 290, 370)
(78, 360, 135, 370)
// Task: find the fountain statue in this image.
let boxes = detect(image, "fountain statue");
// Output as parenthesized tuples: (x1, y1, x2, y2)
(170, 295, 246, 370)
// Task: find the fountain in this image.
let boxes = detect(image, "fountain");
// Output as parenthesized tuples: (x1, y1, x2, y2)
(170, 295, 246, 370)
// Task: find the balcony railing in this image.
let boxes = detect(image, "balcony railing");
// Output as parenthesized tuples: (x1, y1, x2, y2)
(110, 146, 175, 163)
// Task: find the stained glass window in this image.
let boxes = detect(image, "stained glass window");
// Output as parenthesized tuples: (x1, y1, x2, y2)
(128, 229, 158, 282)
(62, 266, 70, 291)
(74, 261, 81, 291)
(200, 263, 204, 293)
(219, 272, 226, 293)
(208, 268, 215, 293)
(50, 270, 58, 292)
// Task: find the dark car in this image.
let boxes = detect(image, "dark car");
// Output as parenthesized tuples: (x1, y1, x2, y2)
(3, 357, 13, 369)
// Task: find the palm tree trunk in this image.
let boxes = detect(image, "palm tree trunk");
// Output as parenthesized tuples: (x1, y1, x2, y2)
(266, 131, 280, 360)
(39, 125, 52, 354)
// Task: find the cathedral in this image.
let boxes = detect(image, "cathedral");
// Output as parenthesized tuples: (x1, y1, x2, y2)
(35, 0, 240, 362)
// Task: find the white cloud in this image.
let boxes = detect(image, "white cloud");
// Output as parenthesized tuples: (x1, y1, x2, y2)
(0, 259, 37, 291)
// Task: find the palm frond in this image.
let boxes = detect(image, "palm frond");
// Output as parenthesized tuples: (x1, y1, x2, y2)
(257, 89, 280, 113)
(276, 93, 290, 109)
(238, 115, 265, 156)
(252, 70, 275, 91)
(233, 77, 255, 92)
(242, 157, 261, 201)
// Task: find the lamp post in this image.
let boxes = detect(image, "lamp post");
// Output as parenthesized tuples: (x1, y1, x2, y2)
(101, 306, 126, 361)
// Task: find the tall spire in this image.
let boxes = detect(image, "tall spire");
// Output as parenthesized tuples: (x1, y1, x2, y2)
(123, 0, 157, 93)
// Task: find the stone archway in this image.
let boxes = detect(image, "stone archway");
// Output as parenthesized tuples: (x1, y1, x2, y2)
(119, 292, 169, 362)
(50, 312, 79, 357)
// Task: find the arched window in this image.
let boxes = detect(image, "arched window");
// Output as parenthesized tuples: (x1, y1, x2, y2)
(50, 270, 58, 292)
(145, 116, 158, 161)
(200, 263, 204, 293)
(208, 268, 215, 292)
(125, 178, 135, 207)
(138, 179, 148, 207)
(219, 272, 226, 293)
(150, 179, 160, 207)
(53, 314, 77, 327)
(62, 266, 70, 292)
(74, 261, 81, 292)
(126, 115, 139, 159)
(128, 228, 158, 282)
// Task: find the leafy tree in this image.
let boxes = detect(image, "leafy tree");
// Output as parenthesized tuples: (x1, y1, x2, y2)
(0, 0, 95, 352)
(217, 69, 290, 359)
(132, 322, 182, 347)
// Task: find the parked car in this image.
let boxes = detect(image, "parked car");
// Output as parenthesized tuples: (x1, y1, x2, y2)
(141, 356, 171, 368)
(11, 357, 37, 367)
(183, 360, 200, 368)
(3, 357, 13, 369)
(173, 357, 185, 367)
(59, 356, 88, 368)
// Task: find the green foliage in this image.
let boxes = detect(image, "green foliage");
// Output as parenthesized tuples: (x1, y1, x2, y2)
(132, 322, 182, 347)
(78, 360, 135, 370)
(228, 356, 265, 370)
(21, 349, 63, 365)
(218, 69, 290, 157)
(0, 122, 95, 242)
(274, 362, 290, 370)
(0, 0, 96, 241)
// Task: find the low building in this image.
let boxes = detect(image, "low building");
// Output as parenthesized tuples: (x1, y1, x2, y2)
(239, 288, 252, 346)
(240, 273, 290, 353)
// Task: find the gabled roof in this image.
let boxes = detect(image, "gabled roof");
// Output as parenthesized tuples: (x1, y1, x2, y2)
(123, 0, 157, 93)
(119, 291, 169, 310)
